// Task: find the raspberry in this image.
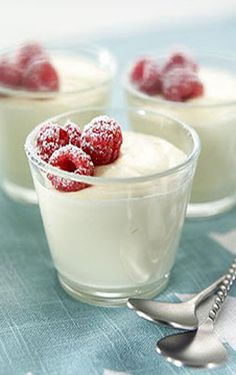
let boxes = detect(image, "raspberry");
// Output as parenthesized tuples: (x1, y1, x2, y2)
(0, 58, 22, 88)
(81, 116, 123, 165)
(130, 58, 162, 95)
(162, 52, 198, 74)
(48, 145, 94, 192)
(22, 59, 59, 92)
(64, 120, 82, 148)
(15, 42, 47, 69)
(162, 67, 204, 102)
(36, 122, 69, 161)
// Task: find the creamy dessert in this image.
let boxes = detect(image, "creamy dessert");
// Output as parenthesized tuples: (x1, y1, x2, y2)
(125, 51, 236, 216)
(25, 111, 199, 306)
(0, 42, 114, 202)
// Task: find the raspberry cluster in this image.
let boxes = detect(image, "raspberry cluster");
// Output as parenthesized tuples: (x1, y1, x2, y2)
(0, 42, 59, 92)
(36, 116, 123, 192)
(130, 51, 204, 101)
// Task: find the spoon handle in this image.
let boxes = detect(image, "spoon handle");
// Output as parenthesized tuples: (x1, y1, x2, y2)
(190, 275, 225, 305)
(208, 257, 236, 322)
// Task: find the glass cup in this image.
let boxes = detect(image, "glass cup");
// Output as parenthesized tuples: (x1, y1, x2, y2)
(0, 45, 115, 203)
(25, 107, 200, 306)
(124, 54, 236, 218)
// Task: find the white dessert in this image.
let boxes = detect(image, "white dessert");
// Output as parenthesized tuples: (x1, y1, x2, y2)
(0, 55, 113, 201)
(126, 67, 236, 206)
(33, 131, 189, 292)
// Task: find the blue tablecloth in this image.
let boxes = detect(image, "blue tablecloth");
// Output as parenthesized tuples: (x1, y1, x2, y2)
(1, 17, 236, 375)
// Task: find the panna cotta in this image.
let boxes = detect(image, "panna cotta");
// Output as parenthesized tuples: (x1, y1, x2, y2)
(125, 51, 236, 217)
(0, 42, 115, 202)
(25, 108, 200, 306)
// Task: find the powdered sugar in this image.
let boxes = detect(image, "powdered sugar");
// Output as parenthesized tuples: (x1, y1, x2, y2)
(0, 58, 22, 88)
(162, 51, 198, 74)
(130, 58, 162, 95)
(36, 122, 69, 161)
(81, 115, 123, 165)
(64, 120, 81, 147)
(48, 144, 94, 192)
(22, 59, 60, 92)
(15, 42, 47, 69)
(83, 116, 121, 136)
(162, 67, 204, 101)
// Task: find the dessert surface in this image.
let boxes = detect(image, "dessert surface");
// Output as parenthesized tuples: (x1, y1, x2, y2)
(53, 55, 109, 93)
(190, 67, 236, 103)
(94, 131, 186, 178)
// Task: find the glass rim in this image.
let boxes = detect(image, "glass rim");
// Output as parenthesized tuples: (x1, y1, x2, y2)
(0, 44, 116, 99)
(124, 52, 236, 108)
(25, 106, 200, 186)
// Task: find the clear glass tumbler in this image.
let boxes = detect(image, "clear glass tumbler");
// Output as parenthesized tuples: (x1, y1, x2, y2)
(0, 45, 115, 203)
(25, 107, 200, 306)
(124, 54, 236, 218)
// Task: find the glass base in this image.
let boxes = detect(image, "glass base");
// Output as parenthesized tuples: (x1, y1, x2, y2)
(2, 179, 38, 204)
(187, 193, 236, 219)
(58, 273, 170, 307)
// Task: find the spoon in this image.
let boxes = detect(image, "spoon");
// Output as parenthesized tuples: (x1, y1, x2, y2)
(156, 257, 236, 368)
(127, 275, 224, 329)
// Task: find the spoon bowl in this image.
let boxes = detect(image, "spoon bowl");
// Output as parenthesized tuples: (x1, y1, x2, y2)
(156, 318, 227, 368)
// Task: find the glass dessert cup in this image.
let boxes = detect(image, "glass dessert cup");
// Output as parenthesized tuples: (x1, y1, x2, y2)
(25, 107, 200, 306)
(0, 45, 115, 203)
(124, 54, 236, 218)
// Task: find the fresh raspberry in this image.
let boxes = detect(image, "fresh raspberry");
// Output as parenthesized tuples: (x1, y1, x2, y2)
(36, 122, 69, 161)
(130, 58, 162, 95)
(64, 120, 82, 148)
(162, 67, 204, 102)
(81, 116, 123, 165)
(22, 59, 59, 92)
(15, 42, 47, 69)
(0, 58, 22, 88)
(162, 52, 198, 74)
(48, 145, 94, 192)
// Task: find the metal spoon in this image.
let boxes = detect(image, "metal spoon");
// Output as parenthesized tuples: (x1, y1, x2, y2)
(156, 257, 236, 368)
(127, 275, 224, 329)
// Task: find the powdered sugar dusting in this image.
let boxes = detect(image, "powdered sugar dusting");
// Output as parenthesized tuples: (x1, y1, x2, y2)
(49, 144, 93, 169)
(81, 115, 123, 165)
(162, 66, 204, 101)
(130, 58, 162, 95)
(64, 119, 82, 147)
(83, 116, 121, 137)
(162, 51, 198, 74)
(36, 121, 69, 161)
(48, 144, 94, 192)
